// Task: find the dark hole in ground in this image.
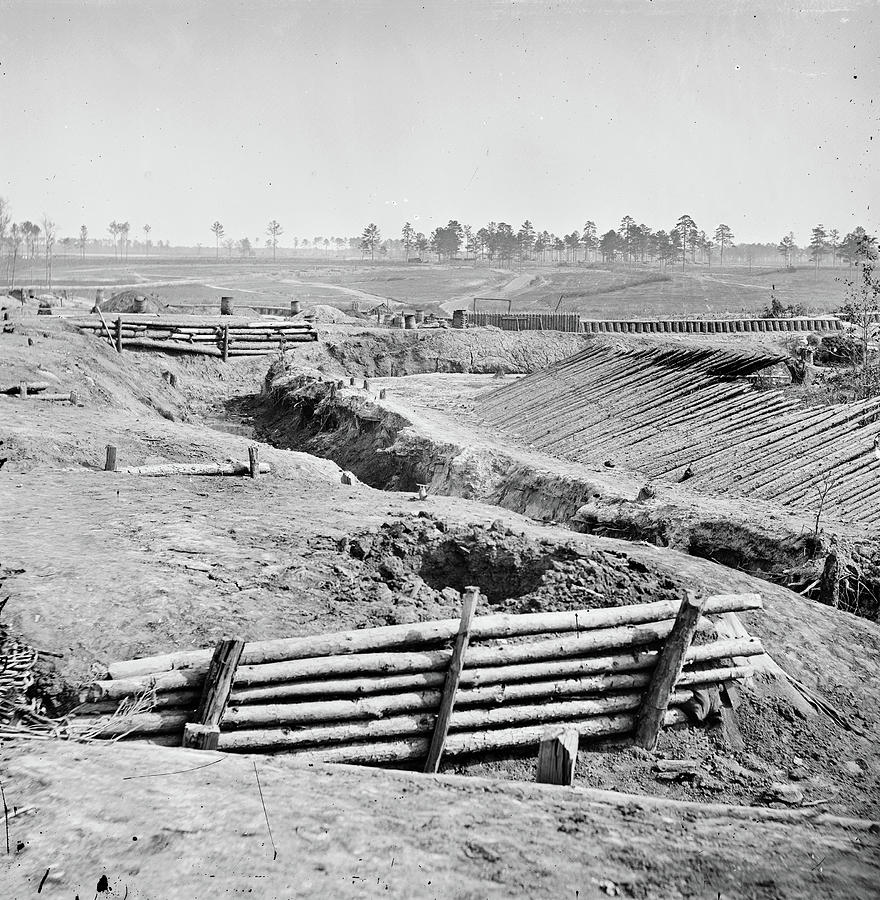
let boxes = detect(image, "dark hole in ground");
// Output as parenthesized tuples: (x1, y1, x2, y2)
(326, 513, 685, 626)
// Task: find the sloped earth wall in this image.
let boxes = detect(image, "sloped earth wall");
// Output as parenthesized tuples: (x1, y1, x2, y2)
(256, 367, 880, 623)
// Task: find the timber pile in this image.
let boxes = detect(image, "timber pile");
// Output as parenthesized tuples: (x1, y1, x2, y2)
(72, 592, 766, 765)
(70, 314, 318, 358)
(478, 340, 880, 526)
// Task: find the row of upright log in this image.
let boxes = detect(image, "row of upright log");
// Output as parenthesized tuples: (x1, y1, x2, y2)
(580, 318, 842, 334)
(453, 309, 843, 334)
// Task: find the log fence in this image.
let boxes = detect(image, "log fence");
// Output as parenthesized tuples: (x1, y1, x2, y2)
(72, 314, 318, 359)
(73, 592, 765, 766)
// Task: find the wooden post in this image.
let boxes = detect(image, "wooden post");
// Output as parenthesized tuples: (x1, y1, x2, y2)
(248, 445, 259, 479)
(104, 445, 118, 471)
(221, 324, 230, 362)
(379, 388, 387, 399)
(69, 390, 78, 405)
(114, 317, 123, 353)
(536, 727, 579, 786)
(424, 587, 480, 773)
(634, 593, 706, 750)
(182, 638, 245, 750)
(18, 381, 27, 399)
(363, 378, 370, 391)
(349, 376, 355, 386)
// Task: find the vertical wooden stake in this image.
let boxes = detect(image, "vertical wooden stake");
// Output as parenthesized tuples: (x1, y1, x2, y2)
(114, 317, 123, 353)
(536, 727, 579, 786)
(424, 586, 480, 773)
(363, 378, 370, 391)
(104, 445, 118, 472)
(379, 388, 387, 399)
(18, 381, 28, 399)
(349, 376, 355, 386)
(634, 592, 706, 750)
(221, 324, 230, 362)
(248, 445, 259, 479)
(69, 390, 79, 405)
(182, 638, 245, 750)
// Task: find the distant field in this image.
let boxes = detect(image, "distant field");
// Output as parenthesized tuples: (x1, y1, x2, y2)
(16, 256, 853, 319)
(493, 264, 851, 319)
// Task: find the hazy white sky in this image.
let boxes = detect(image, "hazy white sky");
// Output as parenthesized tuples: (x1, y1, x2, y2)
(1, 0, 877, 246)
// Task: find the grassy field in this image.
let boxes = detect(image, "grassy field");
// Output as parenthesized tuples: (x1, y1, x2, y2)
(496, 264, 850, 319)
(11, 255, 853, 319)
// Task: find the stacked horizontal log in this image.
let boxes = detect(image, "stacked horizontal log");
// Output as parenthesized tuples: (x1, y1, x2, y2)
(71, 315, 318, 357)
(72, 593, 765, 764)
(580, 317, 844, 334)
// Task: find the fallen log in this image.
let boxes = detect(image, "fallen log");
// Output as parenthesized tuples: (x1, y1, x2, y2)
(105, 593, 762, 680)
(77, 638, 764, 708)
(32, 391, 78, 402)
(116, 462, 272, 477)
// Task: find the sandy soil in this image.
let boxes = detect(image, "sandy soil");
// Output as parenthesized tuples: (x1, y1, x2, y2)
(2, 740, 878, 900)
(3, 314, 880, 897)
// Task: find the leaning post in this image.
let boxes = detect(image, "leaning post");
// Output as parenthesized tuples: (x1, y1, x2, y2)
(634, 592, 706, 750)
(182, 638, 245, 751)
(424, 586, 480, 773)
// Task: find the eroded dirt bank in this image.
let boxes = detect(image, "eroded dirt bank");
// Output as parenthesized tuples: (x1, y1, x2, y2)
(256, 363, 880, 622)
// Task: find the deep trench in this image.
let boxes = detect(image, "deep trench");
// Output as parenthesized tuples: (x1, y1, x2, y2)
(235, 367, 880, 625)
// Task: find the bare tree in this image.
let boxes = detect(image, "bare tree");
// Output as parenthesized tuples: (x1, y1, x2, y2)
(0, 197, 9, 284)
(143, 224, 151, 256)
(108, 221, 119, 259)
(119, 221, 130, 260)
(41, 214, 56, 288)
(266, 220, 283, 261)
(79, 224, 88, 260)
(211, 221, 224, 260)
(9, 222, 22, 288)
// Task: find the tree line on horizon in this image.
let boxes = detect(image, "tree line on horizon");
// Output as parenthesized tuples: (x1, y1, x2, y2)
(361, 217, 876, 271)
(1, 192, 876, 290)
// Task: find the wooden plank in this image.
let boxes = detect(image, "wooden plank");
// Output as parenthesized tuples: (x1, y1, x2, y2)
(104, 445, 117, 472)
(424, 586, 479, 773)
(182, 638, 245, 750)
(536, 726, 578, 785)
(634, 593, 705, 750)
(248, 446, 260, 479)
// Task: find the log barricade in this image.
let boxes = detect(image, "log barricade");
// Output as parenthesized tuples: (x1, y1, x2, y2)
(579, 317, 844, 334)
(72, 593, 765, 766)
(71, 314, 318, 359)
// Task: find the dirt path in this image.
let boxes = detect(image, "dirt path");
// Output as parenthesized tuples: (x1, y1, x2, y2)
(2, 740, 877, 900)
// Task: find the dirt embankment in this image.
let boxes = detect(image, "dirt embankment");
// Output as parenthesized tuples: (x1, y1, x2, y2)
(257, 342, 880, 624)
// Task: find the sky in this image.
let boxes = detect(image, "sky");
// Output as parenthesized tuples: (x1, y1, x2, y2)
(0, 0, 877, 247)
